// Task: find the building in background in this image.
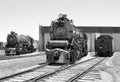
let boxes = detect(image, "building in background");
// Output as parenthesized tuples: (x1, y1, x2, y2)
(39, 26, 120, 52)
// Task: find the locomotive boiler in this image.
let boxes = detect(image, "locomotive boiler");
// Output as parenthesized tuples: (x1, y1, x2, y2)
(95, 35, 113, 57)
(5, 31, 35, 56)
(46, 14, 88, 64)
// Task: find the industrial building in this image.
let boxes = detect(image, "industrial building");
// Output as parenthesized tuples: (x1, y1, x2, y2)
(39, 26, 120, 52)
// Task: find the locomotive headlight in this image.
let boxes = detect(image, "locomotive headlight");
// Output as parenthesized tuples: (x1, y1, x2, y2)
(55, 27, 66, 37)
(100, 46, 103, 49)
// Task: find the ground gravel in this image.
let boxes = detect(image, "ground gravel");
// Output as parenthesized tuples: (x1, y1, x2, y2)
(96, 52, 120, 82)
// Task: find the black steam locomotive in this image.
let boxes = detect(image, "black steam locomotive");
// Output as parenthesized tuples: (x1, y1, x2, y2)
(46, 14, 88, 64)
(5, 31, 35, 56)
(95, 35, 113, 57)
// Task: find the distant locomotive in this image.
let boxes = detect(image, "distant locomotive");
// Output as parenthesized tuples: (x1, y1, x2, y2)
(95, 35, 113, 57)
(46, 14, 88, 64)
(0, 42, 4, 50)
(5, 31, 35, 56)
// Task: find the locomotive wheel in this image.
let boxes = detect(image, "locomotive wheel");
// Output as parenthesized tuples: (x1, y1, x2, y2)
(84, 48, 88, 56)
(83, 51, 88, 56)
(30, 45, 34, 53)
(95, 51, 99, 57)
(82, 48, 87, 57)
(5, 44, 10, 56)
(5, 50, 10, 56)
(21, 49, 25, 54)
(70, 50, 77, 64)
(16, 48, 21, 55)
(97, 51, 102, 57)
(22, 46, 28, 54)
(77, 51, 82, 60)
(15, 44, 22, 55)
(110, 52, 113, 57)
(106, 51, 113, 57)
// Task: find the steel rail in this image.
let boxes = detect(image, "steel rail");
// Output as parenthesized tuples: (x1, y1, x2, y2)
(26, 57, 96, 82)
(1, 54, 97, 82)
(66, 57, 106, 82)
(0, 62, 48, 81)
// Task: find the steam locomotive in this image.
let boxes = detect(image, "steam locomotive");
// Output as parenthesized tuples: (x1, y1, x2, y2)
(5, 31, 35, 56)
(46, 14, 88, 64)
(95, 35, 113, 57)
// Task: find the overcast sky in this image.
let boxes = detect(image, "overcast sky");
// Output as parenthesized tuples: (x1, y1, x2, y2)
(0, 0, 120, 42)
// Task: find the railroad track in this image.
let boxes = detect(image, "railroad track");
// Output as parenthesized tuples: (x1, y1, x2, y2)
(0, 62, 67, 82)
(67, 57, 105, 82)
(0, 57, 105, 82)
(71, 70, 102, 82)
(0, 62, 48, 81)
(33, 57, 105, 82)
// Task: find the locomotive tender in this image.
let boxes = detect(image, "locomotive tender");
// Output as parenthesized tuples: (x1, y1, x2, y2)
(5, 31, 35, 56)
(95, 35, 113, 57)
(46, 14, 88, 64)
